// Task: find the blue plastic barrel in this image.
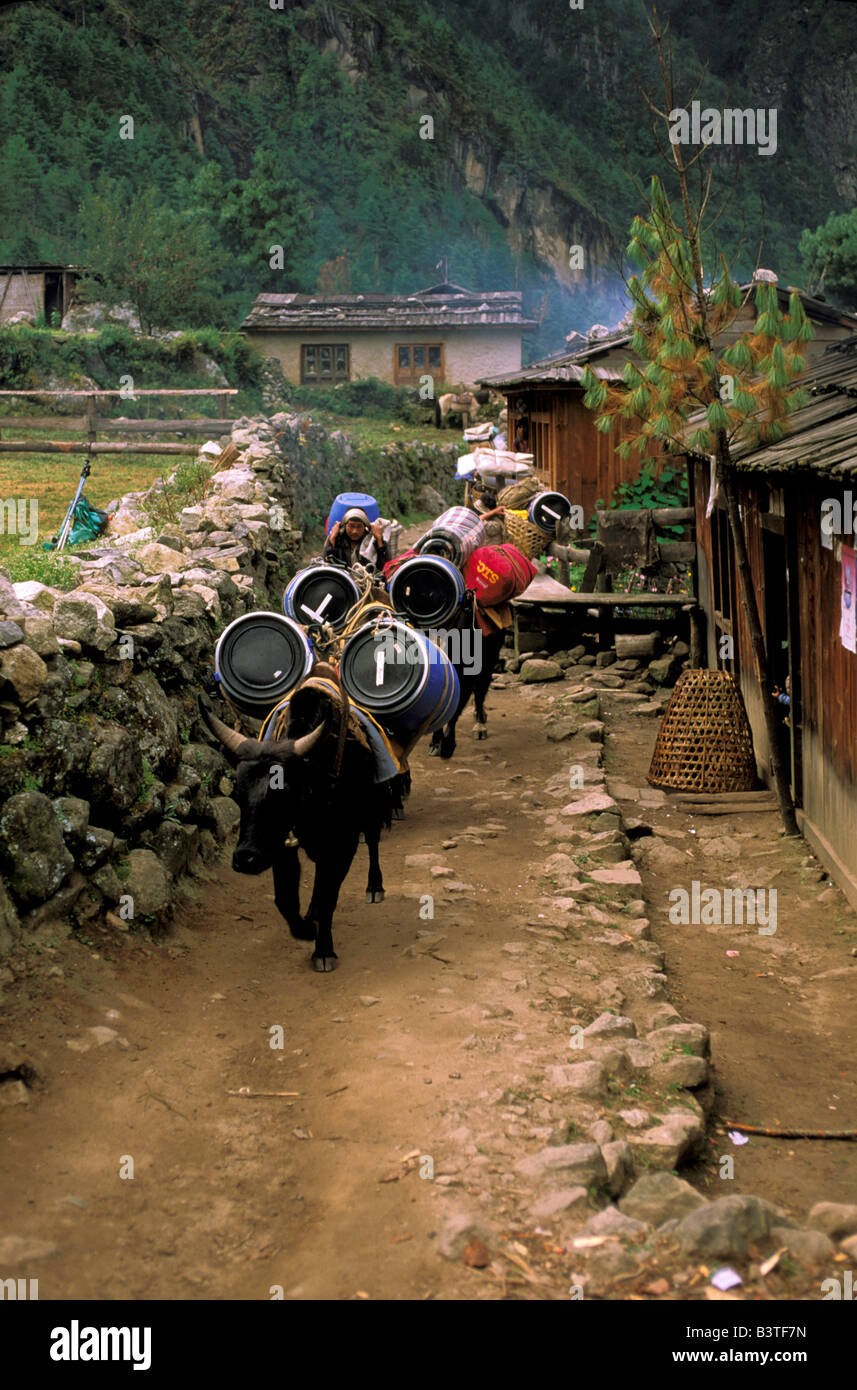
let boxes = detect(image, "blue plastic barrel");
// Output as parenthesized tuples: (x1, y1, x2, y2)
(325, 492, 380, 537)
(215, 611, 314, 717)
(284, 565, 360, 632)
(387, 555, 466, 629)
(339, 621, 460, 744)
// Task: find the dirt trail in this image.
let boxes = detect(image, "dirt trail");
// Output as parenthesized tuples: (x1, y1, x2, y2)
(0, 681, 565, 1300)
(1, 678, 856, 1301)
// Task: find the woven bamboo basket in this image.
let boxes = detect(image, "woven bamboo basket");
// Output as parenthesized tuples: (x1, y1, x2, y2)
(647, 668, 758, 793)
(503, 508, 551, 558)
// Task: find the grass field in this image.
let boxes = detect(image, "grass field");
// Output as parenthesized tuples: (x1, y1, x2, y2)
(0, 411, 464, 583)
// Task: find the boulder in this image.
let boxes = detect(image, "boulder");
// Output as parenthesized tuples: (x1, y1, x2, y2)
(529, 1187, 589, 1221)
(0, 575, 26, 622)
(0, 792, 74, 905)
(126, 671, 180, 779)
(619, 1172, 707, 1226)
(514, 1143, 608, 1188)
(0, 620, 24, 648)
(674, 1195, 785, 1258)
(0, 643, 47, 703)
(0, 877, 21, 956)
(806, 1202, 857, 1241)
(543, 1060, 608, 1099)
(17, 609, 60, 658)
(53, 593, 116, 651)
(136, 542, 189, 576)
(646, 1022, 710, 1058)
(584, 1013, 637, 1041)
(86, 724, 144, 815)
(123, 849, 171, 920)
(53, 797, 90, 852)
(601, 1140, 634, 1197)
(647, 653, 681, 686)
(520, 659, 563, 683)
(769, 1226, 835, 1265)
(631, 1110, 705, 1168)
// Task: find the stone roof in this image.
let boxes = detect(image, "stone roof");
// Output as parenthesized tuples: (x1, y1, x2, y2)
(240, 284, 536, 332)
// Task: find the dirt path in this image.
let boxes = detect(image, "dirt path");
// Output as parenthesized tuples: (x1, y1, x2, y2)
(0, 678, 571, 1300)
(2, 676, 855, 1301)
(601, 698, 857, 1213)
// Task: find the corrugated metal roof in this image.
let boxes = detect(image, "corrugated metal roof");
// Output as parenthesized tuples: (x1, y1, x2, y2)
(482, 285, 857, 392)
(729, 336, 857, 478)
(241, 286, 536, 332)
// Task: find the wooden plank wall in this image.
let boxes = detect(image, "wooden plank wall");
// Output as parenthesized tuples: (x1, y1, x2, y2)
(693, 461, 857, 892)
(509, 386, 663, 521)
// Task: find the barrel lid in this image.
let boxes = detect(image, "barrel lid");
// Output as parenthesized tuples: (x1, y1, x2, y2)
(389, 555, 463, 627)
(285, 566, 359, 629)
(530, 491, 573, 531)
(215, 611, 312, 709)
(340, 622, 427, 710)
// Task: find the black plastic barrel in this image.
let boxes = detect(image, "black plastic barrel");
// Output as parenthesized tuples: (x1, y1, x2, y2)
(214, 611, 314, 717)
(387, 555, 466, 629)
(339, 621, 460, 743)
(283, 564, 360, 631)
(528, 490, 574, 534)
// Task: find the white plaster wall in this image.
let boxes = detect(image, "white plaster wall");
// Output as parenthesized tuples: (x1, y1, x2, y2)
(244, 327, 524, 386)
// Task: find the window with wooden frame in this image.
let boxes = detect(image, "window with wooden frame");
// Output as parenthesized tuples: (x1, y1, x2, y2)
(393, 342, 444, 386)
(301, 343, 350, 383)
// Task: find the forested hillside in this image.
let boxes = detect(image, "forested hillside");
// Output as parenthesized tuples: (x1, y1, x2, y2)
(2, 0, 855, 356)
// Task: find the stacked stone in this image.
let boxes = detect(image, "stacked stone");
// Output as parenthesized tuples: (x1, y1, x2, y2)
(0, 411, 459, 959)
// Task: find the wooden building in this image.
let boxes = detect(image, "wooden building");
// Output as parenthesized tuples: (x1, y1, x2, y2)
(240, 282, 535, 389)
(482, 328, 651, 524)
(690, 334, 857, 906)
(0, 264, 80, 325)
(484, 287, 857, 527)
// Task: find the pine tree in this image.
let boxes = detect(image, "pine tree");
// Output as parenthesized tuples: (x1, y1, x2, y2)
(581, 12, 813, 835)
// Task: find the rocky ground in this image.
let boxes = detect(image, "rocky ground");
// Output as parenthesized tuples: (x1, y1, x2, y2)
(1, 662, 855, 1301)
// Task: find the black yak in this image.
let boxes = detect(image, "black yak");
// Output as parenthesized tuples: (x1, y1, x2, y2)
(200, 681, 394, 972)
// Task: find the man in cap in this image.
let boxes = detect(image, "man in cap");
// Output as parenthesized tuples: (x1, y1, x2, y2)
(324, 507, 389, 571)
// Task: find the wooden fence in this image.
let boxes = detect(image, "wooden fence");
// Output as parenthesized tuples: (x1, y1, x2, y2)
(0, 388, 239, 457)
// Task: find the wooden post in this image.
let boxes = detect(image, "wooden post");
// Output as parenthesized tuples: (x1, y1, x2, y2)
(686, 603, 704, 668)
(596, 570, 615, 650)
(85, 393, 97, 453)
(719, 440, 798, 835)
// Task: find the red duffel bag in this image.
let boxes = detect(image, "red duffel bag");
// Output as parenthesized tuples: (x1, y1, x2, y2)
(383, 547, 418, 583)
(463, 543, 537, 606)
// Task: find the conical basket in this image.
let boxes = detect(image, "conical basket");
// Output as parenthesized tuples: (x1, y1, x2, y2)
(647, 668, 757, 793)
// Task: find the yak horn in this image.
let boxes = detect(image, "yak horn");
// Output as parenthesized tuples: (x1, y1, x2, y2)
(203, 705, 261, 758)
(293, 723, 325, 757)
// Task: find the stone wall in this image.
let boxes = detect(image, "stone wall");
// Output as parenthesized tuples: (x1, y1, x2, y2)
(0, 414, 458, 961)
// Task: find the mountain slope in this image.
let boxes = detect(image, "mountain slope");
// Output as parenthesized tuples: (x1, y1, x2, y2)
(1, 0, 854, 356)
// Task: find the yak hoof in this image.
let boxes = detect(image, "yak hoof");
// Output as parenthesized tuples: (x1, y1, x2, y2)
(392, 806, 405, 821)
(312, 953, 338, 973)
(474, 723, 488, 740)
(427, 742, 440, 757)
(366, 888, 385, 904)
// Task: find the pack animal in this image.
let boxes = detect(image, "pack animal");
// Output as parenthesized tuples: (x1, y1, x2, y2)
(428, 598, 504, 758)
(435, 390, 479, 429)
(200, 683, 397, 972)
